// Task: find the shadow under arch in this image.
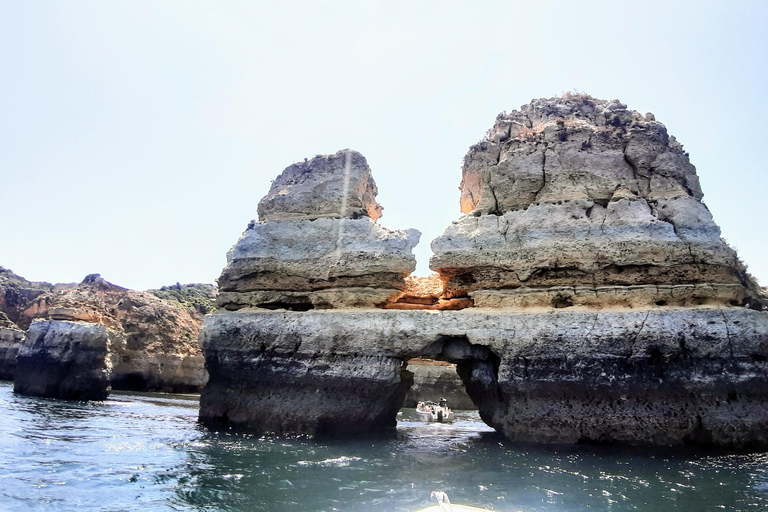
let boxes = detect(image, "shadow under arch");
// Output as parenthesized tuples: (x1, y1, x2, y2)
(401, 335, 504, 430)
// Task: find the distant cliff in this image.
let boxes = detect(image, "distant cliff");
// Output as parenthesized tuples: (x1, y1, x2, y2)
(0, 268, 214, 393)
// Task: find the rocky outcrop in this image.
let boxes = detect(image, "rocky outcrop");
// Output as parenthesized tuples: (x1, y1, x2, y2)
(200, 308, 768, 447)
(0, 311, 24, 381)
(403, 358, 476, 410)
(0, 266, 71, 329)
(21, 274, 209, 392)
(217, 149, 420, 311)
(430, 95, 766, 310)
(200, 96, 768, 449)
(14, 319, 117, 400)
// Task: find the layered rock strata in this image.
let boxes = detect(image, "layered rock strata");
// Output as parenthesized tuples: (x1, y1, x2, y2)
(217, 150, 420, 310)
(0, 312, 23, 381)
(21, 274, 209, 392)
(14, 319, 117, 400)
(430, 95, 765, 309)
(199, 97, 768, 449)
(200, 308, 768, 448)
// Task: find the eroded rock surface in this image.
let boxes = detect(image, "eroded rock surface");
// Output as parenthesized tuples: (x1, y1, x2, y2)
(218, 149, 420, 310)
(14, 319, 116, 400)
(21, 274, 209, 392)
(200, 308, 768, 448)
(0, 266, 72, 329)
(199, 96, 768, 449)
(0, 311, 23, 381)
(430, 95, 765, 309)
(258, 149, 382, 221)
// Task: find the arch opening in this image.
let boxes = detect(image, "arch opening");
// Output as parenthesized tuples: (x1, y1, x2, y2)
(398, 335, 503, 430)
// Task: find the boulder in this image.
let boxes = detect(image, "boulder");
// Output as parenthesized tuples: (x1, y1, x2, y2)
(257, 149, 382, 221)
(14, 319, 117, 400)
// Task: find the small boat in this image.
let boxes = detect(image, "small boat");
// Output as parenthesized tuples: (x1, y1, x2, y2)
(414, 491, 490, 512)
(416, 398, 454, 423)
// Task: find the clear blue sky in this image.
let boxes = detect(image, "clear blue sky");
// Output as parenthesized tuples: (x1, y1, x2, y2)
(1, 1, 766, 290)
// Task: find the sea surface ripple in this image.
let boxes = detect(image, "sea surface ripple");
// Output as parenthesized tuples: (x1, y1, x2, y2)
(1, 381, 767, 511)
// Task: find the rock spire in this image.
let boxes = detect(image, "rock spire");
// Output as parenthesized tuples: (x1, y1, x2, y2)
(217, 149, 420, 310)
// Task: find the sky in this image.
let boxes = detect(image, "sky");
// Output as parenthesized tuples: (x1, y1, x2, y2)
(1, 1, 767, 290)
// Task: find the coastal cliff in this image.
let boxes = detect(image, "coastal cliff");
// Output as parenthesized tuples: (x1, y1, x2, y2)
(199, 96, 768, 448)
(1, 269, 213, 394)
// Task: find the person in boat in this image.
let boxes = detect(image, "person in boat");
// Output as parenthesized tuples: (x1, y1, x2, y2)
(439, 397, 447, 408)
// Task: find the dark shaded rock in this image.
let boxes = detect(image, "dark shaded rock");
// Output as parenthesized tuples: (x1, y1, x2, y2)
(0, 311, 24, 381)
(14, 320, 116, 400)
(199, 308, 768, 449)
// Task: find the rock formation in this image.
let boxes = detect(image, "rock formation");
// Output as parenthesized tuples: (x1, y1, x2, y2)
(0, 311, 24, 381)
(20, 274, 209, 393)
(199, 98, 768, 449)
(217, 149, 420, 310)
(431, 95, 765, 310)
(0, 266, 71, 330)
(14, 319, 117, 400)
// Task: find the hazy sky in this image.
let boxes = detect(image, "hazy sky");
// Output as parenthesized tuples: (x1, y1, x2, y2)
(1, 1, 766, 290)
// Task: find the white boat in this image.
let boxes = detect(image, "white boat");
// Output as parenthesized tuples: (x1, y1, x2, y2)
(415, 506, 490, 512)
(414, 491, 490, 511)
(416, 399, 454, 423)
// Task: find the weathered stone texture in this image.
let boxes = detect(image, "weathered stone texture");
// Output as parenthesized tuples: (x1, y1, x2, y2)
(258, 149, 382, 222)
(430, 95, 765, 308)
(14, 320, 116, 400)
(0, 312, 24, 381)
(218, 150, 420, 311)
(199, 96, 768, 449)
(22, 274, 208, 392)
(199, 308, 768, 448)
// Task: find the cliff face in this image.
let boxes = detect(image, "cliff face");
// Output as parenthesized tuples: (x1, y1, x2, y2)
(0, 311, 23, 380)
(199, 98, 768, 449)
(20, 274, 209, 393)
(430, 95, 765, 310)
(218, 149, 420, 311)
(0, 267, 70, 330)
(14, 319, 116, 400)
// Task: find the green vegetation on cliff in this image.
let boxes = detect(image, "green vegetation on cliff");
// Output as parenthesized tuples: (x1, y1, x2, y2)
(148, 283, 217, 316)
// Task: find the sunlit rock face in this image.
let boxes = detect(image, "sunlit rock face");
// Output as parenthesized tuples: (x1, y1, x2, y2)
(217, 149, 420, 310)
(21, 274, 208, 393)
(257, 149, 383, 222)
(430, 95, 765, 309)
(200, 98, 768, 449)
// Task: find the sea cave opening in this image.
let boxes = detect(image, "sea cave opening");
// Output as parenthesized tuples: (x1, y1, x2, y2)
(396, 335, 503, 433)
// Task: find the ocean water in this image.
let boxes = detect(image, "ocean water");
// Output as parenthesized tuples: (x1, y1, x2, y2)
(1, 381, 767, 511)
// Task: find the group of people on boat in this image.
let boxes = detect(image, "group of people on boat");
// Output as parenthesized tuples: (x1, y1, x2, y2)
(416, 397, 453, 422)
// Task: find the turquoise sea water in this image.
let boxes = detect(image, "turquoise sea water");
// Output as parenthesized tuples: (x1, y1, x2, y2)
(1, 380, 767, 511)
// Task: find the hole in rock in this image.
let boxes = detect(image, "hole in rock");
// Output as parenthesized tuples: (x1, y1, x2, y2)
(396, 335, 503, 434)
